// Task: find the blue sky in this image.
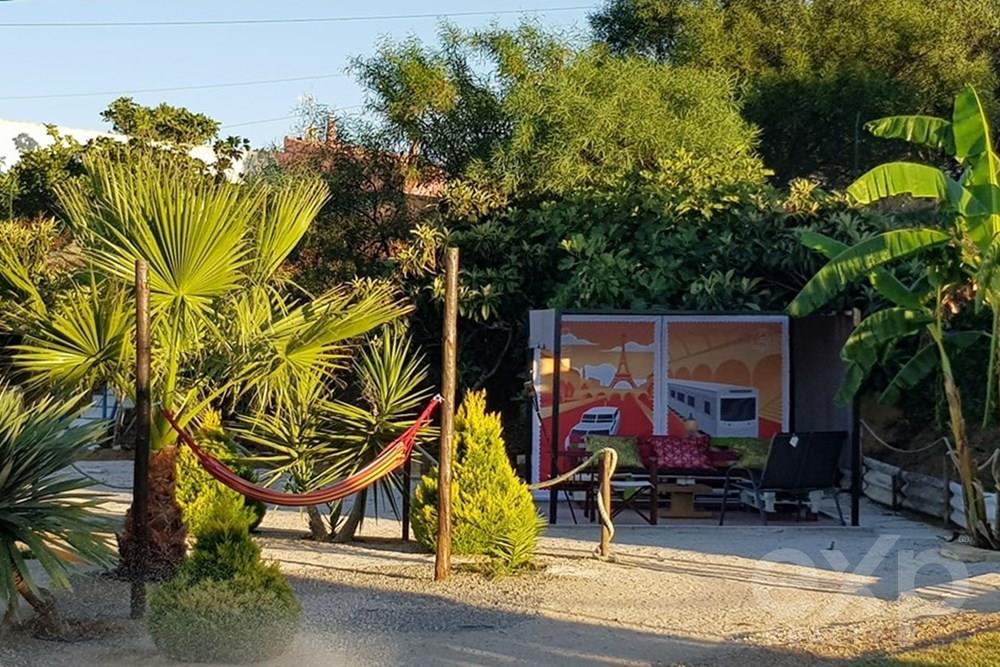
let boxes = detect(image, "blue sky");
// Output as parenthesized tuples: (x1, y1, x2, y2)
(0, 1, 596, 147)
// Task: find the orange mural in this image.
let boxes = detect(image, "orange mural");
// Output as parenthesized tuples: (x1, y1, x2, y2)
(532, 314, 788, 483)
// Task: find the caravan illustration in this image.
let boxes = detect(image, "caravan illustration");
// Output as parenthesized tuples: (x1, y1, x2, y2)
(666, 380, 758, 438)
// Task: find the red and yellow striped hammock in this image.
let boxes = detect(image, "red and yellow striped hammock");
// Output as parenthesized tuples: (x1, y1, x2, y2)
(160, 396, 441, 507)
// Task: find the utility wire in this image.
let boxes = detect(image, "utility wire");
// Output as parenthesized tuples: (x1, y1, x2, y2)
(220, 105, 364, 130)
(0, 73, 348, 101)
(0, 6, 593, 28)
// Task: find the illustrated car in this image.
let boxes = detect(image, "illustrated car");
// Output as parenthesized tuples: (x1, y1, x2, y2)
(564, 406, 621, 448)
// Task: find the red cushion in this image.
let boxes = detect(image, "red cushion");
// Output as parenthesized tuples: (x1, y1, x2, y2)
(648, 435, 711, 470)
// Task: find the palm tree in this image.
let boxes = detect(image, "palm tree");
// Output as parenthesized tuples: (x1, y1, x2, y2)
(1, 153, 410, 574)
(0, 384, 114, 635)
(789, 85, 1000, 549)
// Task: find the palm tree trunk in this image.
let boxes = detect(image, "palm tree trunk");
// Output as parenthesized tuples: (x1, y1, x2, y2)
(12, 569, 63, 637)
(118, 446, 187, 580)
(306, 505, 330, 540)
(332, 488, 367, 543)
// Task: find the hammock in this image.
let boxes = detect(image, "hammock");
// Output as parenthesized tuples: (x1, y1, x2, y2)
(160, 396, 442, 507)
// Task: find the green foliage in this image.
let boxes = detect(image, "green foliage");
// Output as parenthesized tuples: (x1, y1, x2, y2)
(174, 412, 265, 535)
(411, 391, 542, 571)
(590, 0, 1000, 184)
(101, 97, 219, 145)
(789, 85, 1000, 548)
(233, 330, 432, 540)
(0, 384, 114, 617)
(149, 497, 301, 664)
(0, 99, 248, 221)
(353, 23, 760, 200)
(0, 218, 75, 327)
(479, 49, 759, 197)
(1, 153, 407, 452)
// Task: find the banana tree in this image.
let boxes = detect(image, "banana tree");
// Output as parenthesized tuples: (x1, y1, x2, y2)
(0, 153, 411, 573)
(789, 85, 1000, 549)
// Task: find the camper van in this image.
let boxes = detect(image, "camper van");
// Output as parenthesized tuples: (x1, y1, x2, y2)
(667, 380, 758, 438)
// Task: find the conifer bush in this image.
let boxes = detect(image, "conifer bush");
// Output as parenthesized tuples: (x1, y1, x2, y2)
(174, 411, 265, 534)
(411, 391, 544, 572)
(149, 496, 301, 663)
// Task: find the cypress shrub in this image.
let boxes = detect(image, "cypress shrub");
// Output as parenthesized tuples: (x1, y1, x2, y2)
(174, 411, 265, 534)
(411, 390, 544, 572)
(149, 496, 301, 663)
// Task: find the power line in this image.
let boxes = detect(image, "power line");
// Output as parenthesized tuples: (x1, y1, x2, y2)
(220, 105, 364, 130)
(0, 6, 593, 28)
(0, 73, 349, 101)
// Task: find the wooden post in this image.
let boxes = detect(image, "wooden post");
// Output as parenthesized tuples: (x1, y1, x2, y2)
(435, 248, 459, 581)
(599, 449, 611, 558)
(130, 259, 151, 619)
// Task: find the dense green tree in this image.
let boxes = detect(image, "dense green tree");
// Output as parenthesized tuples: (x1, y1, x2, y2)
(590, 0, 1000, 184)
(353, 22, 761, 201)
(1, 98, 248, 220)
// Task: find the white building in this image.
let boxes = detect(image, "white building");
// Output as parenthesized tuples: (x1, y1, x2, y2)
(0, 118, 247, 179)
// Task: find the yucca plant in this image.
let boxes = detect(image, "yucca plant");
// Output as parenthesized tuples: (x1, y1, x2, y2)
(789, 85, 1000, 549)
(0, 384, 114, 634)
(0, 152, 411, 573)
(234, 329, 433, 541)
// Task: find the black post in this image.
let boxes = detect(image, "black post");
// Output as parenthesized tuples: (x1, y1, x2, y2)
(548, 310, 562, 524)
(850, 309, 862, 526)
(401, 459, 411, 541)
(130, 259, 151, 618)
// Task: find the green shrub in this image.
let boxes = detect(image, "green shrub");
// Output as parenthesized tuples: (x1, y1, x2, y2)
(174, 411, 266, 534)
(149, 495, 302, 663)
(411, 391, 543, 571)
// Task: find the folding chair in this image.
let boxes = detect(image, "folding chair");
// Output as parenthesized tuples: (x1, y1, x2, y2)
(719, 431, 848, 526)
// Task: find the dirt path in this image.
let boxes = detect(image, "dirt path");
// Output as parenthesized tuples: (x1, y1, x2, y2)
(3, 464, 999, 666)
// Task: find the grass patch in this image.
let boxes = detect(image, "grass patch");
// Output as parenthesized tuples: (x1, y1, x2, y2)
(858, 630, 1000, 666)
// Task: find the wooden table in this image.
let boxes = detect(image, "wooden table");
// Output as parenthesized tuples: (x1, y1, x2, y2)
(656, 483, 714, 520)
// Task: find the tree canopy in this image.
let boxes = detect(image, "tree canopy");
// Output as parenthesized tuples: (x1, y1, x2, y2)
(590, 0, 1000, 184)
(352, 23, 763, 202)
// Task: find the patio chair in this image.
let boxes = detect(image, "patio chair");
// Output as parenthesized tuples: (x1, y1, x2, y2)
(718, 431, 848, 526)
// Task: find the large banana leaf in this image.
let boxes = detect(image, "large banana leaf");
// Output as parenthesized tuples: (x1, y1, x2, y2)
(866, 115, 954, 155)
(879, 331, 986, 405)
(797, 230, 925, 309)
(789, 229, 949, 317)
(952, 86, 1000, 242)
(847, 162, 986, 219)
(836, 308, 932, 402)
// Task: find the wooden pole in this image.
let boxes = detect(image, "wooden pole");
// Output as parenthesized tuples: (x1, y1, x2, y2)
(130, 259, 151, 619)
(599, 449, 611, 558)
(435, 247, 459, 581)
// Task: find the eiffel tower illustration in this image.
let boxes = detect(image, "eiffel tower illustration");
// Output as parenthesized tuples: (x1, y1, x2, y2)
(610, 334, 638, 388)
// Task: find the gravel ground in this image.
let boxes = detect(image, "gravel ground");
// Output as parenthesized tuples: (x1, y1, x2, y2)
(3, 462, 999, 667)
